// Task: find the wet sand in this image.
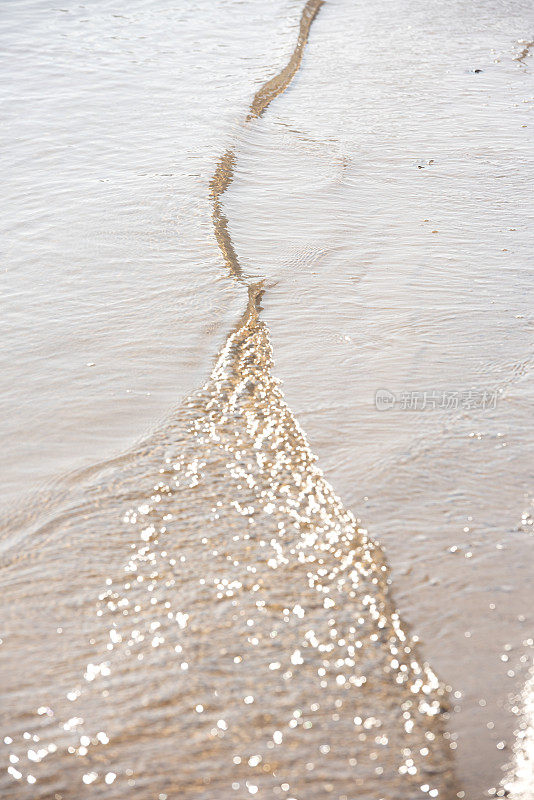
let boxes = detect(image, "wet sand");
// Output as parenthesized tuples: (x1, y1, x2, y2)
(1, 0, 533, 797)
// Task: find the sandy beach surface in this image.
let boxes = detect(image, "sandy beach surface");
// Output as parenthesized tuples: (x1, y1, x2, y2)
(1, 0, 533, 797)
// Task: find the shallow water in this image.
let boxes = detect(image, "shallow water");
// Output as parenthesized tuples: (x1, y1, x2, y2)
(1, 0, 534, 798)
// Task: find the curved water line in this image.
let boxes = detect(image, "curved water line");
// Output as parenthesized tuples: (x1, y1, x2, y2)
(209, 0, 323, 285)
